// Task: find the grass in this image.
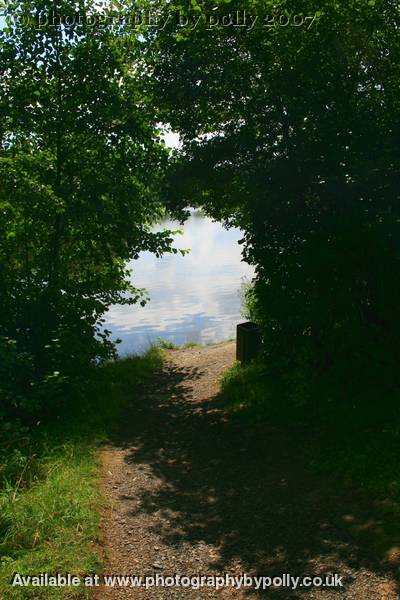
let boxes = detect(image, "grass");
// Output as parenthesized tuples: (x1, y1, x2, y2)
(182, 341, 201, 349)
(219, 360, 400, 501)
(156, 337, 233, 351)
(306, 425, 400, 499)
(0, 347, 164, 599)
(156, 337, 201, 350)
(156, 337, 177, 349)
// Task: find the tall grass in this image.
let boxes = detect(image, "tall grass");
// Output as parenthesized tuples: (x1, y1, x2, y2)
(0, 347, 163, 599)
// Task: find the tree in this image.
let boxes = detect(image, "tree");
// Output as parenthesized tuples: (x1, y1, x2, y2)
(145, 0, 400, 416)
(0, 0, 177, 418)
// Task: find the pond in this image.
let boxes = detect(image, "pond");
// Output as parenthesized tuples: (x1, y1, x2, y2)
(105, 209, 255, 355)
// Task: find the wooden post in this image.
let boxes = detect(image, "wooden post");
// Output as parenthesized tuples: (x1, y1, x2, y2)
(236, 322, 262, 365)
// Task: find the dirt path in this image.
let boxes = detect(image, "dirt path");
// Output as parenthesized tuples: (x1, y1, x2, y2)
(95, 342, 399, 599)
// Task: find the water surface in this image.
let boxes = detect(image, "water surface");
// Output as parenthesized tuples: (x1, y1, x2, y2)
(105, 210, 254, 354)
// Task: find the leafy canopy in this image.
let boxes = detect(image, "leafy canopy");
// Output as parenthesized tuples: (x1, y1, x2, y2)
(0, 0, 177, 419)
(145, 0, 400, 415)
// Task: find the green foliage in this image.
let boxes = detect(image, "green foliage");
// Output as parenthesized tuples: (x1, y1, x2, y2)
(307, 426, 400, 499)
(0, 443, 101, 600)
(156, 337, 178, 349)
(219, 360, 298, 423)
(155, 338, 201, 349)
(146, 0, 400, 418)
(219, 361, 269, 417)
(182, 341, 201, 349)
(219, 361, 400, 499)
(0, 0, 179, 424)
(0, 348, 163, 599)
(240, 279, 258, 323)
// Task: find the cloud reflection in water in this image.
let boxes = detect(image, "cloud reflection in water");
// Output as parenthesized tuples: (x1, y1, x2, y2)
(105, 211, 255, 354)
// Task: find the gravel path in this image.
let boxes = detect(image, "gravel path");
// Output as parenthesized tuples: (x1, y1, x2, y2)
(94, 341, 399, 600)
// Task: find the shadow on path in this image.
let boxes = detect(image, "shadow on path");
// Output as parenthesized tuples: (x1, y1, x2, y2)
(112, 352, 399, 599)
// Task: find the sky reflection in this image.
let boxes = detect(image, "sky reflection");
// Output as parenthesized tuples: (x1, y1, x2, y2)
(105, 210, 255, 354)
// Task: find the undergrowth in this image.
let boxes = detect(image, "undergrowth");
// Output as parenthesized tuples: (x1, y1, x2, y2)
(219, 360, 400, 501)
(0, 347, 163, 599)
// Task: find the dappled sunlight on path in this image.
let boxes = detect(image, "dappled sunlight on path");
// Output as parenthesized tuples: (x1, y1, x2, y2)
(96, 342, 399, 600)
